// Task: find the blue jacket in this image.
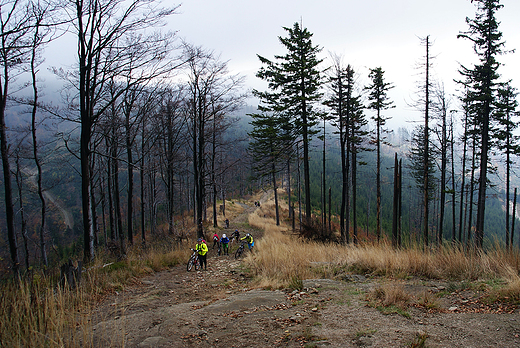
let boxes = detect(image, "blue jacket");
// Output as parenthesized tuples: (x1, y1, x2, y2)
(220, 236, 229, 244)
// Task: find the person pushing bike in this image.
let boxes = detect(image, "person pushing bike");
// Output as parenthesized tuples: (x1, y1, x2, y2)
(196, 238, 208, 270)
(240, 233, 254, 251)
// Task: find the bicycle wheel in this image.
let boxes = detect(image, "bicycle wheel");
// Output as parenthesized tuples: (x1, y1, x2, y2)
(195, 257, 201, 270)
(187, 256, 195, 271)
(235, 246, 243, 259)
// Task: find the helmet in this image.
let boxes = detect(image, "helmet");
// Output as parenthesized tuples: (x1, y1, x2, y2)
(222, 234, 226, 238)
(197, 238, 202, 242)
(246, 233, 250, 237)
(235, 229, 239, 232)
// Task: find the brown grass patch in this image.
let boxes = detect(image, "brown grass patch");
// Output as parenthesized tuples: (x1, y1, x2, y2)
(245, 191, 520, 292)
(0, 240, 190, 348)
(368, 283, 411, 309)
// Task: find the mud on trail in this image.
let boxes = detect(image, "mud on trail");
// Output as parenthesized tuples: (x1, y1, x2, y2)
(91, 200, 520, 347)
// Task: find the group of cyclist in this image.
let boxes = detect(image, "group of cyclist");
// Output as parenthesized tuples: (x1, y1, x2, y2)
(193, 226, 254, 271)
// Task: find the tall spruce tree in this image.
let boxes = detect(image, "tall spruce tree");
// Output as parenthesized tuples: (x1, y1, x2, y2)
(365, 67, 394, 242)
(349, 95, 369, 244)
(324, 59, 367, 244)
(458, 0, 506, 248)
(255, 22, 323, 229)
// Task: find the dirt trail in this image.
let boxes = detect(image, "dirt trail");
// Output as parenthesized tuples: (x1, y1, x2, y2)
(92, 199, 520, 348)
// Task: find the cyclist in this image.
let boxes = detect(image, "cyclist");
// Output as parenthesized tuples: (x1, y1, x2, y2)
(220, 233, 230, 255)
(232, 229, 240, 243)
(212, 232, 220, 249)
(195, 238, 208, 270)
(241, 233, 254, 251)
(225, 218, 229, 228)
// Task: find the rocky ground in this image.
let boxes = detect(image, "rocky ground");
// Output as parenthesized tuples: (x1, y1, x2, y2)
(91, 200, 520, 347)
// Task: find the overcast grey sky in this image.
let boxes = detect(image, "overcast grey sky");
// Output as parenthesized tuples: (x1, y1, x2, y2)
(170, 0, 520, 128)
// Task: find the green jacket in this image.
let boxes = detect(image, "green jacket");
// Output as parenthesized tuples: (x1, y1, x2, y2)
(196, 242, 208, 256)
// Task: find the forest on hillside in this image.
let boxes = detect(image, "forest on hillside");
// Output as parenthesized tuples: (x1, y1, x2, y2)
(0, 0, 519, 278)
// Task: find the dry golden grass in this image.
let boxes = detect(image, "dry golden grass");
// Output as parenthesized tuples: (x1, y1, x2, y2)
(248, 232, 520, 289)
(244, 191, 520, 293)
(0, 273, 94, 347)
(0, 241, 190, 348)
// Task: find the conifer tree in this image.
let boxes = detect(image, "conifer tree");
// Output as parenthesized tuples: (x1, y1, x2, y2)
(458, 0, 506, 248)
(349, 96, 369, 244)
(255, 22, 323, 229)
(366, 67, 394, 242)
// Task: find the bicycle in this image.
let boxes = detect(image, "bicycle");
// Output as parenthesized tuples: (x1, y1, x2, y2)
(217, 241, 222, 256)
(187, 248, 201, 271)
(234, 241, 247, 259)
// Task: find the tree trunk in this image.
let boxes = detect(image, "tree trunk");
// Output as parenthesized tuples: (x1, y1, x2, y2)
(287, 158, 292, 220)
(438, 94, 447, 245)
(376, 115, 382, 242)
(398, 159, 402, 247)
(113, 143, 125, 255)
(322, 118, 326, 236)
(31, 40, 48, 267)
(475, 70, 493, 249)
(297, 145, 302, 230)
(100, 176, 107, 246)
(107, 142, 115, 241)
(505, 112, 511, 249)
(15, 156, 30, 271)
(392, 153, 399, 248)
(450, 121, 457, 243)
(81, 118, 94, 262)
(90, 170, 99, 248)
(328, 187, 332, 236)
(303, 122, 312, 228)
(512, 188, 517, 248)
(423, 36, 430, 247)
(467, 134, 477, 250)
(126, 117, 134, 245)
(211, 111, 218, 228)
(352, 146, 358, 244)
(458, 107, 469, 243)
(272, 162, 280, 226)
(340, 124, 347, 242)
(140, 117, 146, 244)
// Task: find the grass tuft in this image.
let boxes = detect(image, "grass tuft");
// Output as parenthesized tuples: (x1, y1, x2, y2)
(366, 283, 411, 317)
(409, 331, 429, 348)
(416, 290, 440, 309)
